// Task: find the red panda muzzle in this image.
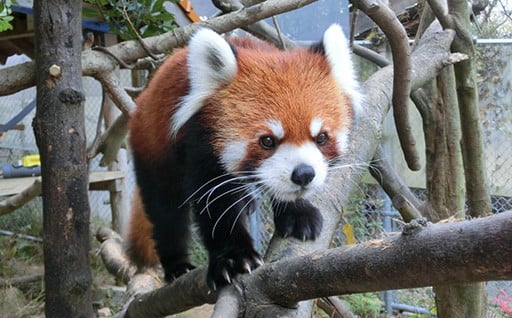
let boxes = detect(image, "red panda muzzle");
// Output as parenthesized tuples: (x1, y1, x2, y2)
(126, 24, 361, 290)
(291, 164, 316, 187)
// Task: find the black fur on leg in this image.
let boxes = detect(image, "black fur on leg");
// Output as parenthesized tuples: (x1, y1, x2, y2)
(184, 117, 263, 289)
(273, 198, 323, 241)
(190, 175, 263, 290)
(133, 153, 195, 282)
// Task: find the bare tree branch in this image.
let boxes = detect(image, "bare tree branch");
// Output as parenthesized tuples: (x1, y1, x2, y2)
(353, 0, 418, 171)
(119, 269, 215, 318)
(103, 211, 512, 317)
(369, 145, 423, 222)
(213, 0, 297, 48)
(448, 0, 492, 217)
(96, 227, 136, 284)
(245, 210, 512, 305)
(352, 44, 390, 67)
(95, 71, 136, 116)
(426, 0, 453, 28)
(0, 274, 43, 288)
(0, 61, 35, 96)
(87, 113, 129, 166)
(317, 297, 355, 318)
(0, 0, 319, 97)
(0, 179, 42, 216)
(212, 287, 242, 318)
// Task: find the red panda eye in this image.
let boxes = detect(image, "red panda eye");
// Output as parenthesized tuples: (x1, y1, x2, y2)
(259, 136, 276, 150)
(315, 132, 328, 146)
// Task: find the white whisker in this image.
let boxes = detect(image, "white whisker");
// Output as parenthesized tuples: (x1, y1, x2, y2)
(179, 172, 244, 208)
(229, 185, 264, 235)
(200, 182, 255, 217)
(179, 171, 257, 207)
(211, 186, 262, 239)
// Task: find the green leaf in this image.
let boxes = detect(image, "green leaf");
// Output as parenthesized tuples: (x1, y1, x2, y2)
(0, 20, 14, 32)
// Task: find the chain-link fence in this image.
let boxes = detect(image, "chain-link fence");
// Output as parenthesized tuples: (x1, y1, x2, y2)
(0, 41, 510, 315)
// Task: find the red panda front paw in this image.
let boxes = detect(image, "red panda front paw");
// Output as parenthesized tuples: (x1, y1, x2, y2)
(207, 245, 263, 290)
(274, 199, 323, 241)
(162, 262, 196, 283)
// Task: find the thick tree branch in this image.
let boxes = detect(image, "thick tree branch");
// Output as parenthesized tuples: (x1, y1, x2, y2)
(106, 211, 512, 317)
(426, 0, 453, 28)
(0, 61, 35, 96)
(353, 0, 418, 171)
(247, 210, 512, 305)
(118, 269, 215, 318)
(212, 287, 242, 318)
(96, 227, 136, 284)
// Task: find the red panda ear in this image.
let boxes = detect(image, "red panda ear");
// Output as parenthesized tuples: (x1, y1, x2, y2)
(171, 28, 238, 136)
(317, 24, 362, 116)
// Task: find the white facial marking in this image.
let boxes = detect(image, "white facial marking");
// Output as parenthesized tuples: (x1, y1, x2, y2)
(220, 140, 248, 173)
(256, 142, 328, 202)
(336, 128, 350, 153)
(310, 117, 323, 137)
(266, 119, 285, 139)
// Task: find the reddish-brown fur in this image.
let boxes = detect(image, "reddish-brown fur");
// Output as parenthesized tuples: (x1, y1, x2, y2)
(126, 187, 158, 266)
(126, 49, 190, 266)
(126, 36, 353, 270)
(201, 45, 352, 169)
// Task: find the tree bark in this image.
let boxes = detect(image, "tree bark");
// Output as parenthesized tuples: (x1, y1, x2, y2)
(113, 210, 512, 317)
(425, 0, 491, 315)
(33, 1, 93, 317)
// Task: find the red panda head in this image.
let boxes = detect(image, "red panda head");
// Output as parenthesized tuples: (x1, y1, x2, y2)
(173, 25, 361, 202)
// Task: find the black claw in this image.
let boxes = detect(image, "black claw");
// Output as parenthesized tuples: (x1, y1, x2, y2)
(207, 245, 262, 288)
(273, 199, 323, 241)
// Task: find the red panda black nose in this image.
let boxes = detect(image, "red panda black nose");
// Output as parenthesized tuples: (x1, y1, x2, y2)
(291, 164, 316, 186)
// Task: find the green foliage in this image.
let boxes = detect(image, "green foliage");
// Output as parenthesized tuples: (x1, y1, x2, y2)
(342, 293, 383, 317)
(83, 0, 179, 40)
(0, 0, 16, 32)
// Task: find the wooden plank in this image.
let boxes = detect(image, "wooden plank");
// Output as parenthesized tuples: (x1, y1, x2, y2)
(0, 171, 124, 197)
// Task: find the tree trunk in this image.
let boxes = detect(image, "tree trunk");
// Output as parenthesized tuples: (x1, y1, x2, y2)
(33, 1, 93, 317)
(424, 0, 491, 315)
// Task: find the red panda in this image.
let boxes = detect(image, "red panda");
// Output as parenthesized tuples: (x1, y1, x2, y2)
(126, 24, 361, 289)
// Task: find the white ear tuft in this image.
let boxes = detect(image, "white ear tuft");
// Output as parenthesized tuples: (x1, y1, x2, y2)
(171, 28, 237, 136)
(322, 24, 362, 116)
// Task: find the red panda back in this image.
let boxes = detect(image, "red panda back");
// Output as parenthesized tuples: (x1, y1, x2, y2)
(126, 25, 361, 287)
(129, 48, 189, 162)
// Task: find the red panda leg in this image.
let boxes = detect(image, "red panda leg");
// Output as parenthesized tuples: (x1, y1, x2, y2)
(183, 122, 263, 289)
(128, 155, 195, 282)
(272, 199, 324, 241)
(126, 186, 195, 280)
(140, 187, 195, 281)
(193, 181, 263, 290)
